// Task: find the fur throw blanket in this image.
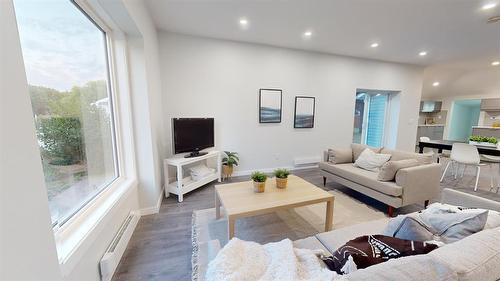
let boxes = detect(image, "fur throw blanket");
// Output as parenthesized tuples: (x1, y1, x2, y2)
(205, 238, 343, 281)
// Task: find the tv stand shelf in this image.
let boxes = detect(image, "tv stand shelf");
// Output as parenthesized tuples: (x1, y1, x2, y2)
(163, 150, 221, 202)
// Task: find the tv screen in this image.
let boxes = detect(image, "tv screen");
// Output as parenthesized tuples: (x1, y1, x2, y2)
(172, 118, 214, 155)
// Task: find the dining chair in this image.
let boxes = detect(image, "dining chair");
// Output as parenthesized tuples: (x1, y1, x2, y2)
(481, 155, 500, 193)
(420, 136, 451, 164)
(440, 143, 486, 191)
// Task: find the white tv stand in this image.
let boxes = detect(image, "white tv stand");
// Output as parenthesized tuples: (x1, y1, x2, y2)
(163, 150, 221, 202)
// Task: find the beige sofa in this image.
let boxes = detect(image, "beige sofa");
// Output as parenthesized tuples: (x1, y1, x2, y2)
(320, 144, 441, 216)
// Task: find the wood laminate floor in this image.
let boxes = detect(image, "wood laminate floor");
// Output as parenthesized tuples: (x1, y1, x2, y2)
(112, 163, 500, 281)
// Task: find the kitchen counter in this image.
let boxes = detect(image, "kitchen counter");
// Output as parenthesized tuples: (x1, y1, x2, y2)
(472, 126, 500, 130)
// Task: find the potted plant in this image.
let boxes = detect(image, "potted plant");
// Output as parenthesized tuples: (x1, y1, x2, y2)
(273, 168, 290, 189)
(469, 135, 498, 148)
(250, 171, 267, 193)
(222, 151, 239, 180)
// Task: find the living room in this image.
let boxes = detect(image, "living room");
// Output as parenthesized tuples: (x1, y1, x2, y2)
(1, 1, 500, 281)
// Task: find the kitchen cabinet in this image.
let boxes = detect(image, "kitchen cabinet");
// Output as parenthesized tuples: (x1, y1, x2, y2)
(480, 98, 500, 112)
(417, 125, 444, 142)
(420, 101, 442, 113)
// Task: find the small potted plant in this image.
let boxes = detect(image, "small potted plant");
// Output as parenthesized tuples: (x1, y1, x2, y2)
(222, 151, 239, 180)
(251, 171, 267, 193)
(469, 135, 498, 148)
(273, 168, 290, 189)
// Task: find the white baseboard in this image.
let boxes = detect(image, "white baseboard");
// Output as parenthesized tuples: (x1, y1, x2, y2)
(138, 189, 164, 216)
(231, 164, 318, 177)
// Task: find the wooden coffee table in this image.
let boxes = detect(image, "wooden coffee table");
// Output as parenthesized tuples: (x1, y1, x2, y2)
(215, 175, 334, 239)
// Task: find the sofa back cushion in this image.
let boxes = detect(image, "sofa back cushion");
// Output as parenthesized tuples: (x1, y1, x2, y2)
(352, 143, 381, 161)
(380, 148, 433, 165)
(428, 227, 500, 281)
(377, 159, 420, 181)
(327, 148, 353, 164)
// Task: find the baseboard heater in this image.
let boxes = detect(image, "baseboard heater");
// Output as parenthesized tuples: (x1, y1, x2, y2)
(100, 212, 140, 281)
(294, 156, 322, 166)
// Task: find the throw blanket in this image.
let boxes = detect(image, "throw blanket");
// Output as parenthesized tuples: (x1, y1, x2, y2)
(205, 238, 342, 281)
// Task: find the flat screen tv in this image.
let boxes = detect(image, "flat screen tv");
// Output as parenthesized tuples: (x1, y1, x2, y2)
(172, 118, 214, 158)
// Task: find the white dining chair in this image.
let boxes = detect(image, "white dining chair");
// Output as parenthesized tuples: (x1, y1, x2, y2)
(481, 155, 500, 193)
(440, 143, 486, 191)
(420, 136, 451, 166)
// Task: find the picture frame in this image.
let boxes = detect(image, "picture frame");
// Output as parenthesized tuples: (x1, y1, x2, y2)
(294, 96, 315, 128)
(259, 89, 282, 123)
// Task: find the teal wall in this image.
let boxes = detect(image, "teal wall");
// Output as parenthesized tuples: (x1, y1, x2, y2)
(448, 100, 481, 141)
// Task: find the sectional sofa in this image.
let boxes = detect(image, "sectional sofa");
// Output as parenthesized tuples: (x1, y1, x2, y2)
(320, 144, 441, 216)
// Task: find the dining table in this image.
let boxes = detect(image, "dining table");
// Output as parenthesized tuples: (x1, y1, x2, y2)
(418, 139, 500, 163)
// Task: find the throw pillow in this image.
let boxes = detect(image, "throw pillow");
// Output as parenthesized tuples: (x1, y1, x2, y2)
(351, 143, 381, 161)
(377, 159, 420, 181)
(383, 208, 488, 243)
(321, 235, 438, 274)
(426, 202, 500, 230)
(327, 148, 353, 164)
(353, 148, 391, 172)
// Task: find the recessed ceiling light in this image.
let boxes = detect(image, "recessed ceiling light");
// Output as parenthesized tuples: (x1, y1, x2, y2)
(370, 42, 379, 48)
(304, 31, 313, 37)
(419, 51, 428, 56)
(432, 82, 440, 87)
(239, 18, 249, 28)
(492, 61, 500, 66)
(482, 2, 497, 10)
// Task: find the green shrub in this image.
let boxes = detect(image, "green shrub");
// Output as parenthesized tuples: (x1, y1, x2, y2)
(251, 171, 267, 182)
(36, 117, 84, 165)
(469, 135, 498, 144)
(273, 168, 290, 179)
(222, 151, 239, 167)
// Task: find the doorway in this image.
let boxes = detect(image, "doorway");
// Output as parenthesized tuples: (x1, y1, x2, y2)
(353, 89, 400, 148)
(448, 99, 481, 141)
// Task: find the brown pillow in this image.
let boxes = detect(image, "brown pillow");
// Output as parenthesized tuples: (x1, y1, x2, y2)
(321, 235, 438, 274)
(377, 159, 420, 181)
(328, 148, 353, 164)
(351, 143, 381, 161)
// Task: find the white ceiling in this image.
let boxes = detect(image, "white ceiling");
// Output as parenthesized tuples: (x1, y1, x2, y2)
(422, 55, 500, 98)
(145, 0, 500, 66)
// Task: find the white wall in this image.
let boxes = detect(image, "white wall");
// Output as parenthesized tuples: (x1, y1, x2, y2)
(159, 33, 424, 173)
(0, 1, 62, 279)
(122, 0, 165, 209)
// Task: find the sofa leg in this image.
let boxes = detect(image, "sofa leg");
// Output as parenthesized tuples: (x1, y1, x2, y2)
(323, 176, 326, 187)
(424, 200, 429, 208)
(387, 206, 394, 217)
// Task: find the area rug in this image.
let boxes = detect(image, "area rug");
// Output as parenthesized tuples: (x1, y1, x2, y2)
(191, 189, 386, 280)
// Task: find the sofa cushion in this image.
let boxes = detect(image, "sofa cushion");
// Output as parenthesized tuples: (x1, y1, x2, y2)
(380, 148, 433, 165)
(354, 148, 392, 172)
(315, 218, 389, 253)
(319, 163, 403, 197)
(428, 227, 500, 281)
(377, 159, 420, 181)
(327, 148, 353, 164)
(346, 254, 458, 281)
(352, 143, 381, 161)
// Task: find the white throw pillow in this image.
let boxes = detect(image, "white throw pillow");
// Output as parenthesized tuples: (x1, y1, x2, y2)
(353, 148, 391, 172)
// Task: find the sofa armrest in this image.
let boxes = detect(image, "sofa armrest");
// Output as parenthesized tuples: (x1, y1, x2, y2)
(395, 163, 441, 205)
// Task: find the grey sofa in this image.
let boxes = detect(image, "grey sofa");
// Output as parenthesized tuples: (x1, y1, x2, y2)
(293, 188, 500, 281)
(320, 144, 441, 216)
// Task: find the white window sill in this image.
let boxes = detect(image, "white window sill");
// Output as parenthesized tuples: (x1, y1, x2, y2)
(54, 177, 137, 276)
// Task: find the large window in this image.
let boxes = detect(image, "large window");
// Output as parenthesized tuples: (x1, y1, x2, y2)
(353, 91, 389, 147)
(14, 0, 118, 227)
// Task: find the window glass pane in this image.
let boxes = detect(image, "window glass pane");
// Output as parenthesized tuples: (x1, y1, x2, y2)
(352, 93, 366, 144)
(14, 0, 118, 226)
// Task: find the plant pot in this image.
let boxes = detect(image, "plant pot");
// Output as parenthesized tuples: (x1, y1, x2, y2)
(222, 164, 234, 178)
(469, 141, 497, 148)
(253, 181, 266, 193)
(276, 177, 288, 189)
